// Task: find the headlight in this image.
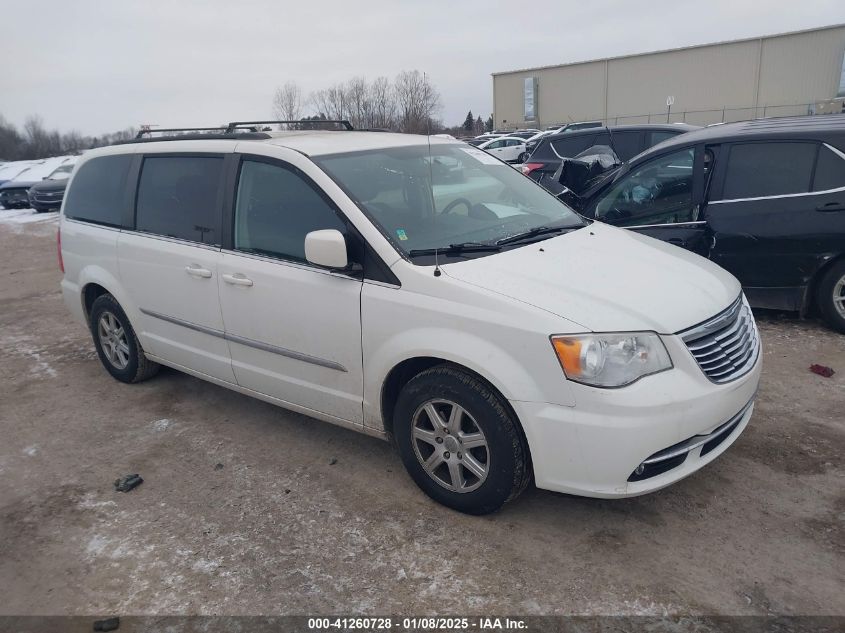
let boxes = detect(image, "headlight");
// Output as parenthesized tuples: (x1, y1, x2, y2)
(551, 332, 672, 387)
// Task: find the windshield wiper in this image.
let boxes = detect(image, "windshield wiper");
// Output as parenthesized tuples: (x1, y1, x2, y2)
(408, 241, 501, 257)
(496, 225, 577, 246)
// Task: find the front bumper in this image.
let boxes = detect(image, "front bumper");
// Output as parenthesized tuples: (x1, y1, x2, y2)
(511, 333, 762, 498)
(0, 189, 31, 209)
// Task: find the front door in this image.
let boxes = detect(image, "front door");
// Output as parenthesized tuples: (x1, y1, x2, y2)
(217, 155, 364, 425)
(587, 145, 711, 256)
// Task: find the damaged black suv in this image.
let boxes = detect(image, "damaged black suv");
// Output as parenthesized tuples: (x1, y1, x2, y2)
(570, 115, 845, 332)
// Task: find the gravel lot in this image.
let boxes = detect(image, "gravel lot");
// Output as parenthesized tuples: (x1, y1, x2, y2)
(0, 210, 843, 617)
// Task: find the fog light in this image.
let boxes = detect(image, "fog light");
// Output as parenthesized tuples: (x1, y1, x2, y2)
(634, 463, 645, 476)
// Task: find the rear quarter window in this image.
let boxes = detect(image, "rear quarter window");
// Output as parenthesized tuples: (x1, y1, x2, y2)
(813, 144, 845, 191)
(63, 155, 133, 226)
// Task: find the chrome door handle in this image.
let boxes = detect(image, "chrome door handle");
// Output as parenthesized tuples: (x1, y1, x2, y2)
(185, 264, 212, 278)
(222, 273, 254, 287)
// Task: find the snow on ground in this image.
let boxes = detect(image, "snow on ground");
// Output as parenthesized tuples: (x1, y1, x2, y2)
(0, 207, 58, 233)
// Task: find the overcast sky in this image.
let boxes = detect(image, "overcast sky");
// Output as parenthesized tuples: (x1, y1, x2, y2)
(1, 0, 843, 135)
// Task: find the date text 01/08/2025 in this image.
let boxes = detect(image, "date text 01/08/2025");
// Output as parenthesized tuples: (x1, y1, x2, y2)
(306, 617, 527, 630)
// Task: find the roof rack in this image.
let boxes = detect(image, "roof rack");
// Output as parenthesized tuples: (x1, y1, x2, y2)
(135, 126, 237, 139)
(225, 120, 354, 133)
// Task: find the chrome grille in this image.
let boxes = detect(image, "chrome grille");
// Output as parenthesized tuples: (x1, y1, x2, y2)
(680, 295, 759, 383)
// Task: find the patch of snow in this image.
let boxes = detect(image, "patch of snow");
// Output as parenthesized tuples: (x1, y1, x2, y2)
(22, 445, 38, 456)
(0, 208, 59, 227)
(191, 558, 221, 574)
(86, 534, 110, 556)
(152, 418, 173, 432)
(3, 336, 59, 378)
(77, 492, 117, 510)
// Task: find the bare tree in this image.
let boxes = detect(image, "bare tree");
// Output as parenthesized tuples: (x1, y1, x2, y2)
(346, 76, 370, 129)
(272, 82, 302, 128)
(394, 70, 441, 134)
(368, 76, 395, 129)
(309, 83, 349, 122)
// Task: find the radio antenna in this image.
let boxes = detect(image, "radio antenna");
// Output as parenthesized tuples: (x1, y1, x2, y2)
(424, 71, 441, 278)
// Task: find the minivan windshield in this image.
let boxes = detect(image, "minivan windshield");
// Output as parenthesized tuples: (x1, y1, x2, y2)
(316, 144, 585, 261)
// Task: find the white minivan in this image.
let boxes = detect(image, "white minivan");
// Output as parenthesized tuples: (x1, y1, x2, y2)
(59, 126, 761, 514)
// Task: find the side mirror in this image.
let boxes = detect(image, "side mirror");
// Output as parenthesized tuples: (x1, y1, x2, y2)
(305, 229, 348, 269)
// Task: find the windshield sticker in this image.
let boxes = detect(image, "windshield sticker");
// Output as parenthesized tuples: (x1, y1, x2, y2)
(396, 229, 409, 241)
(457, 147, 503, 165)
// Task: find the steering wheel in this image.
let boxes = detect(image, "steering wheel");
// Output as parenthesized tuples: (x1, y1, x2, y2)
(441, 198, 473, 215)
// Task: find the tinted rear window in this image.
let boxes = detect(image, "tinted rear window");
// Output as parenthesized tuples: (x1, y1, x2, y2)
(549, 134, 598, 159)
(610, 131, 643, 161)
(648, 130, 679, 147)
(721, 142, 816, 200)
(64, 155, 132, 226)
(136, 156, 224, 244)
(813, 144, 845, 192)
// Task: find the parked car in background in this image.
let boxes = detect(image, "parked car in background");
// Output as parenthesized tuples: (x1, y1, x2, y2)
(0, 160, 37, 187)
(466, 137, 492, 147)
(522, 124, 698, 183)
(0, 156, 75, 209)
(478, 136, 527, 163)
(28, 162, 76, 212)
(571, 115, 845, 332)
(59, 124, 759, 514)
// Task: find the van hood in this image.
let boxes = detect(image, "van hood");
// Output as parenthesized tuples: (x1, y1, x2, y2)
(442, 222, 740, 334)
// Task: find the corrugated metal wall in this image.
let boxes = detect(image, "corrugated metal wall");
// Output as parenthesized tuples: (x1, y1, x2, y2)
(492, 24, 845, 128)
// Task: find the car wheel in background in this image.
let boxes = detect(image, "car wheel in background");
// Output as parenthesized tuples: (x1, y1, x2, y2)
(89, 293, 160, 383)
(393, 365, 531, 514)
(817, 260, 845, 333)
(517, 151, 528, 163)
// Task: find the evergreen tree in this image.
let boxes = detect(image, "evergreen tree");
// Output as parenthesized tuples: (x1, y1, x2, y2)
(462, 110, 474, 132)
(485, 115, 494, 132)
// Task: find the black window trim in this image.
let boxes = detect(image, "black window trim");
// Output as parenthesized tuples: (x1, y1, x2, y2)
(131, 151, 228, 247)
(224, 152, 399, 286)
(709, 139, 831, 205)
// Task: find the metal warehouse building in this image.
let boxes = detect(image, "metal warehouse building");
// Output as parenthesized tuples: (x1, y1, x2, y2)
(492, 23, 845, 129)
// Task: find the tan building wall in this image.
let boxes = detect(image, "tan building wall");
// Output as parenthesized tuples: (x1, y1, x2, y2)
(492, 24, 845, 129)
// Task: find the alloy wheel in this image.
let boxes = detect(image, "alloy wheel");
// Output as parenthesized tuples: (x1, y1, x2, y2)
(411, 399, 490, 493)
(98, 311, 130, 370)
(834, 274, 845, 320)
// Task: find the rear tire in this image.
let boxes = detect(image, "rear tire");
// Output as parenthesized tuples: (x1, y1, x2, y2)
(89, 294, 160, 383)
(393, 365, 531, 515)
(816, 260, 845, 333)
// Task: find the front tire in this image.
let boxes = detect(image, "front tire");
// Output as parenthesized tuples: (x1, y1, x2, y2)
(817, 260, 845, 333)
(393, 365, 531, 514)
(89, 294, 160, 383)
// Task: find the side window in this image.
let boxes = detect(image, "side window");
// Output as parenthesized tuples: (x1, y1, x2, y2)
(64, 155, 133, 226)
(648, 130, 679, 148)
(136, 156, 223, 244)
(234, 160, 346, 263)
(530, 138, 556, 160)
(813, 144, 845, 192)
(720, 142, 816, 200)
(486, 140, 503, 149)
(550, 134, 596, 158)
(609, 131, 643, 161)
(594, 148, 696, 227)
